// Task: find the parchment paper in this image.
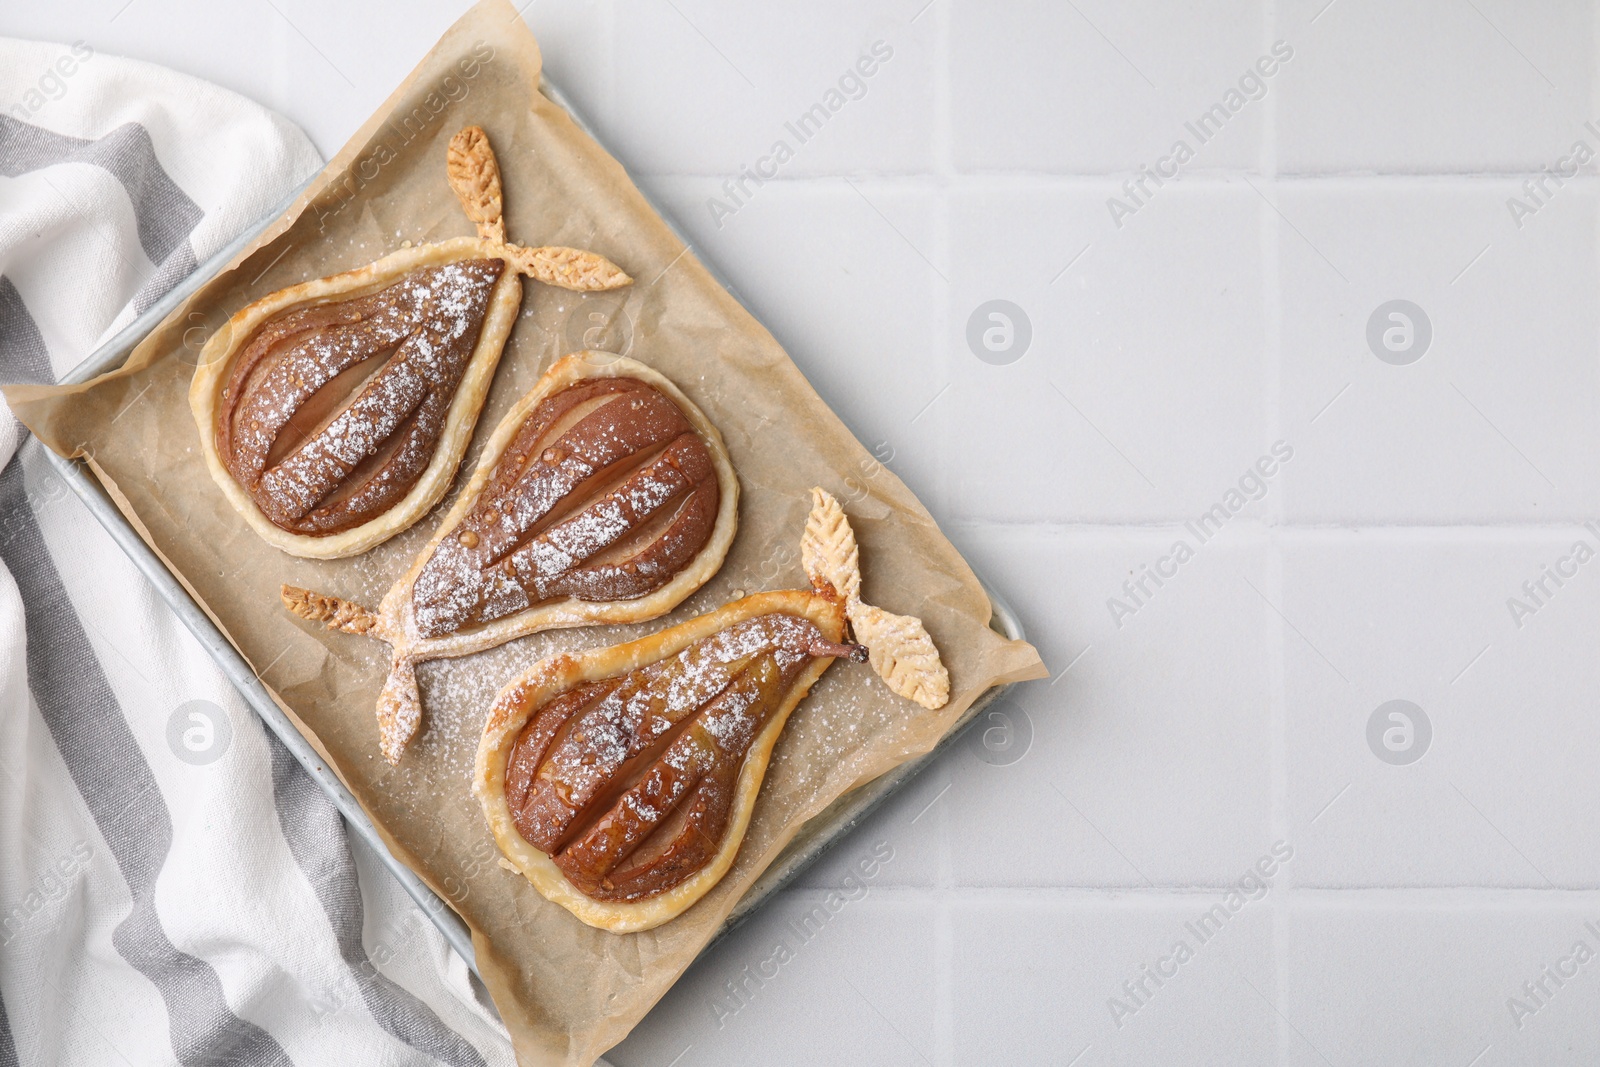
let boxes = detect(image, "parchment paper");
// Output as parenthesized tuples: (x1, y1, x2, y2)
(6, 3, 1046, 1062)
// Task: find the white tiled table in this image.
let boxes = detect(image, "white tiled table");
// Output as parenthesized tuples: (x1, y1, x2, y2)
(8, 1, 1600, 1063)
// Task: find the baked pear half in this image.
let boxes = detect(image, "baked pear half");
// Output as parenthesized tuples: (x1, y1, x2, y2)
(475, 488, 949, 933)
(192, 125, 631, 559)
(282, 353, 739, 764)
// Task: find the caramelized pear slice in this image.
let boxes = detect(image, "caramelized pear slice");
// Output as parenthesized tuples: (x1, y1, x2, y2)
(192, 125, 631, 559)
(219, 258, 505, 535)
(475, 487, 952, 934)
(506, 613, 863, 902)
(476, 590, 857, 932)
(411, 376, 720, 638)
(281, 354, 740, 765)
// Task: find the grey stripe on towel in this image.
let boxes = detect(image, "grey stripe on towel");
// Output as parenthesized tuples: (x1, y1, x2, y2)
(269, 742, 485, 1067)
(0, 276, 53, 384)
(0, 115, 203, 267)
(0, 988, 19, 1067)
(0, 456, 293, 1067)
(131, 239, 198, 315)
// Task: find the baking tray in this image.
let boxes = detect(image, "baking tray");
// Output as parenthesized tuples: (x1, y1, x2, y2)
(34, 75, 1028, 993)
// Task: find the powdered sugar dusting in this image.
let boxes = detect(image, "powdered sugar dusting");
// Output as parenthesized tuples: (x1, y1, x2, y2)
(223, 259, 502, 534)
(495, 613, 836, 899)
(411, 379, 719, 638)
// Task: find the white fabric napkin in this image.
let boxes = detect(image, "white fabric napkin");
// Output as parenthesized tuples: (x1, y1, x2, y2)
(0, 36, 516, 1067)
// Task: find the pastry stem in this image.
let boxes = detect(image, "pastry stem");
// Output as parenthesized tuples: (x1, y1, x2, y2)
(808, 637, 869, 663)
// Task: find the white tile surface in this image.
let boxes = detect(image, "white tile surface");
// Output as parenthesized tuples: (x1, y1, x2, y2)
(940, 526, 1276, 888)
(1283, 529, 1600, 889)
(1276, 182, 1600, 524)
(943, 181, 1270, 523)
(12, 0, 1600, 1062)
(612, 891, 940, 1067)
(1276, 0, 1597, 175)
(610, 1, 937, 178)
(1282, 899, 1600, 1067)
(949, 0, 1271, 174)
(949, 893, 1279, 1065)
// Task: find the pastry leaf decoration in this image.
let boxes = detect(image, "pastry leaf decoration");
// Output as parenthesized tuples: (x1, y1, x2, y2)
(802, 486, 949, 709)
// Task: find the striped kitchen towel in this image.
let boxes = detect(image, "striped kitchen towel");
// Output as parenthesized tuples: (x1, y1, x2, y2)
(0, 36, 516, 1067)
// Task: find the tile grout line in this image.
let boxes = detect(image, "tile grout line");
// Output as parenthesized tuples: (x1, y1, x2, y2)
(1593, 0, 1600, 417)
(603, 0, 618, 134)
(932, 3, 956, 1064)
(932, 0, 958, 545)
(634, 169, 1600, 185)
(943, 519, 1600, 535)
(936, 792, 955, 1067)
(811, 885, 1600, 899)
(1262, 5, 1295, 1064)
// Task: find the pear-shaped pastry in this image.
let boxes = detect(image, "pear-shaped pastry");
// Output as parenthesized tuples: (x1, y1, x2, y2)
(475, 487, 948, 933)
(282, 353, 739, 764)
(192, 125, 632, 558)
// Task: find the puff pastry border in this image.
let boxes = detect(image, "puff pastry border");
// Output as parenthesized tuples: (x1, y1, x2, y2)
(474, 589, 844, 933)
(190, 236, 524, 559)
(371, 351, 741, 662)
